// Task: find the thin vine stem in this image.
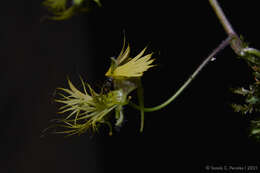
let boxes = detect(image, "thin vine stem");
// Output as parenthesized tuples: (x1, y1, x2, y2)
(209, 0, 235, 35)
(209, 0, 243, 55)
(130, 0, 244, 112)
(130, 36, 233, 112)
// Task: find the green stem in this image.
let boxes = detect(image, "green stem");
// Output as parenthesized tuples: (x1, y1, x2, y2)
(130, 36, 233, 112)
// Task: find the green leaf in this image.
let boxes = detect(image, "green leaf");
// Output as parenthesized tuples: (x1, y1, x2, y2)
(243, 48, 260, 58)
(246, 96, 259, 104)
(231, 104, 250, 114)
(232, 87, 250, 96)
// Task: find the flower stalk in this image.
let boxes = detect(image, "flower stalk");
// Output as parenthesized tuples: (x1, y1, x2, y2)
(130, 36, 233, 112)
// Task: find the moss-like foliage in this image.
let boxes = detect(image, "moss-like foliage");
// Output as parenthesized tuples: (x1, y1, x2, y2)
(231, 39, 260, 139)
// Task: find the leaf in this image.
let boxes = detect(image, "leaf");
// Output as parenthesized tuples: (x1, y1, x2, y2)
(231, 87, 250, 96)
(231, 104, 250, 114)
(243, 48, 260, 58)
(246, 96, 259, 104)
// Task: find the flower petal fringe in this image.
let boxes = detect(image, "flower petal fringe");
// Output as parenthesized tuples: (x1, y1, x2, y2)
(105, 42, 155, 78)
(54, 78, 126, 135)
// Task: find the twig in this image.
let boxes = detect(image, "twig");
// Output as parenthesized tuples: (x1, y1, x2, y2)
(209, 0, 243, 55)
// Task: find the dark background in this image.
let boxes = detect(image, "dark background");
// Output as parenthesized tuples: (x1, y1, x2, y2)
(1, 0, 260, 172)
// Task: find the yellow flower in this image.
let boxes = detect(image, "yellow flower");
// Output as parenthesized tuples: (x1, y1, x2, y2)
(42, 0, 101, 20)
(54, 78, 127, 135)
(42, 0, 67, 12)
(105, 41, 155, 79)
(50, 39, 156, 136)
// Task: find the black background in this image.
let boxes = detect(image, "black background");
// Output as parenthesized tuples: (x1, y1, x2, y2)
(1, 0, 260, 172)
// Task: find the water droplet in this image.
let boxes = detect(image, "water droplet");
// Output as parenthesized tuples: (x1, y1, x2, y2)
(211, 57, 216, 62)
